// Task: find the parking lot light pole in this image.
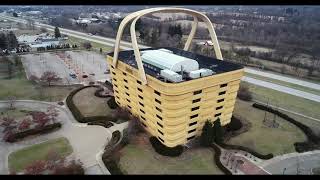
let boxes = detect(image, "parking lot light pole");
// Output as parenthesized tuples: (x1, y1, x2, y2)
(283, 168, 287, 175)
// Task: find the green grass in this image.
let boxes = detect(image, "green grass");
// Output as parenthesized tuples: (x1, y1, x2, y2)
(0, 108, 29, 119)
(118, 140, 223, 174)
(229, 99, 307, 156)
(66, 36, 113, 53)
(245, 72, 320, 96)
(8, 137, 73, 173)
(72, 87, 114, 117)
(242, 81, 320, 120)
(0, 67, 81, 101)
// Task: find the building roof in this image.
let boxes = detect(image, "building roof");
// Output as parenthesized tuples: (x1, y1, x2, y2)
(108, 47, 243, 83)
(141, 49, 199, 72)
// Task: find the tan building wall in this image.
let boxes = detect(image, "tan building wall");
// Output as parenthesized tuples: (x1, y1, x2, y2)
(107, 56, 244, 147)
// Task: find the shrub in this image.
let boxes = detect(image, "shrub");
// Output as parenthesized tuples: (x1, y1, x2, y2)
(53, 160, 84, 175)
(94, 88, 112, 98)
(225, 116, 243, 132)
(5, 123, 62, 142)
(57, 101, 64, 106)
(107, 97, 118, 109)
(237, 84, 252, 101)
(149, 136, 183, 157)
(111, 130, 121, 146)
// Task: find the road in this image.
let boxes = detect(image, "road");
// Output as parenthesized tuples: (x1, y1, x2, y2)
(1, 13, 320, 103)
(242, 77, 320, 103)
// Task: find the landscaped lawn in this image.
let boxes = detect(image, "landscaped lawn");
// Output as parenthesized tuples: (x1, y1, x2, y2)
(72, 87, 114, 117)
(0, 108, 28, 119)
(8, 137, 73, 173)
(228, 99, 307, 156)
(0, 67, 81, 101)
(118, 135, 223, 174)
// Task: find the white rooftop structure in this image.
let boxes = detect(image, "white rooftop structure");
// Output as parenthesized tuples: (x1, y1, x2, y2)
(29, 40, 60, 48)
(17, 34, 39, 44)
(141, 49, 199, 72)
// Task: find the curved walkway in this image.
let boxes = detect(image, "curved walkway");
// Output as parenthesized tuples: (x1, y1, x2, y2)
(216, 144, 270, 175)
(0, 100, 127, 174)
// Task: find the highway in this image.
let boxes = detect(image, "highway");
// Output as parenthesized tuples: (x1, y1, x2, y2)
(245, 68, 320, 91)
(242, 77, 320, 103)
(1, 13, 320, 103)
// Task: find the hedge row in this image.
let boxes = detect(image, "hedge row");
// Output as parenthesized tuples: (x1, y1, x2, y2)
(217, 142, 274, 160)
(87, 121, 114, 128)
(149, 136, 184, 157)
(210, 144, 232, 175)
(252, 103, 320, 144)
(5, 123, 62, 143)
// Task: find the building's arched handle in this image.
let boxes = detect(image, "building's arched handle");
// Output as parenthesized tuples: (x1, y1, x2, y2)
(113, 7, 223, 85)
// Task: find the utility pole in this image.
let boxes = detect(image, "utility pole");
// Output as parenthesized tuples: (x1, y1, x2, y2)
(263, 97, 269, 123)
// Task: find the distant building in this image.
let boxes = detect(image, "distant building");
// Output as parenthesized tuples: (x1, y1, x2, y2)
(17, 33, 61, 51)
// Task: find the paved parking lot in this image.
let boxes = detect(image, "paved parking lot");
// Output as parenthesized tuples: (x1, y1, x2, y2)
(21, 51, 110, 85)
(21, 52, 80, 85)
(64, 51, 109, 83)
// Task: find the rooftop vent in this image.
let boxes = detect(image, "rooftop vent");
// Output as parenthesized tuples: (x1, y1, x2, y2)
(189, 68, 214, 79)
(160, 69, 183, 83)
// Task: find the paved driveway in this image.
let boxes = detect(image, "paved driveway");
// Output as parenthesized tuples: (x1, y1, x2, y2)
(261, 150, 320, 174)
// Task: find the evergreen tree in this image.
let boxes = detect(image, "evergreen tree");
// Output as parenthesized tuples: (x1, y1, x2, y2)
(7, 31, 18, 50)
(150, 29, 158, 46)
(0, 33, 8, 50)
(54, 27, 61, 38)
(200, 120, 214, 147)
(213, 118, 224, 144)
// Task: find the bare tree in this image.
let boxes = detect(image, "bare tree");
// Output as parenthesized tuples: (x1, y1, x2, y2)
(40, 71, 61, 86)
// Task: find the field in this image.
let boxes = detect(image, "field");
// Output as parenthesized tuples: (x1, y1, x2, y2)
(8, 137, 73, 173)
(118, 135, 223, 174)
(229, 99, 307, 156)
(72, 87, 113, 117)
(0, 108, 28, 119)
